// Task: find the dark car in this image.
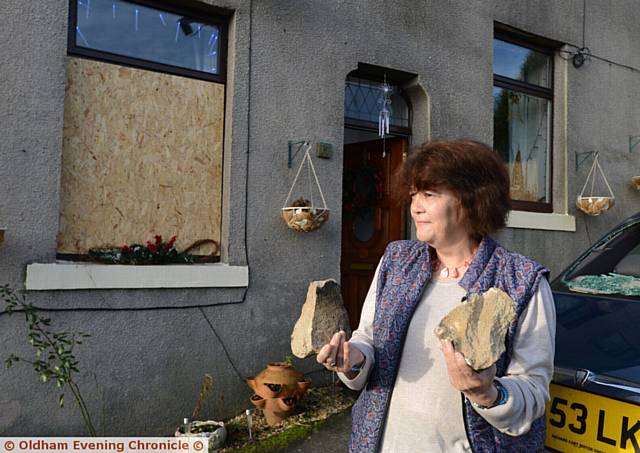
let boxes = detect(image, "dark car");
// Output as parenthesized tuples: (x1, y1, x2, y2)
(545, 211, 640, 453)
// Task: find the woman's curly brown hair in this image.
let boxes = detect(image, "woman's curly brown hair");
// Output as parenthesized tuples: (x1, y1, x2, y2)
(392, 139, 511, 239)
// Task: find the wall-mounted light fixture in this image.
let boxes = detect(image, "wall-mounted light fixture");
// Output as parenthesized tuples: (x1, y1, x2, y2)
(572, 47, 591, 68)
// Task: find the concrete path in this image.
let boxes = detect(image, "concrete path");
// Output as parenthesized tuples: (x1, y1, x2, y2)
(280, 411, 351, 453)
(279, 410, 554, 453)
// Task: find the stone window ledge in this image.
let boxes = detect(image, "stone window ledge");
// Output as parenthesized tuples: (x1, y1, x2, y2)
(506, 210, 576, 232)
(25, 262, 249, 290)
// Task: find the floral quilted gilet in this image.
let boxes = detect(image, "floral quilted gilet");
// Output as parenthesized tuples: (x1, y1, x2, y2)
(348, 236, 550, 453)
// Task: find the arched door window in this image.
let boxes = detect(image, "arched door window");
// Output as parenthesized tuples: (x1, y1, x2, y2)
(344, 76, 411, 135)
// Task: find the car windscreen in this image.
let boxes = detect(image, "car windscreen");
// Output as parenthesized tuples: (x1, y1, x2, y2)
(555, 220, 640, 299)
(554, 291, 640, 383)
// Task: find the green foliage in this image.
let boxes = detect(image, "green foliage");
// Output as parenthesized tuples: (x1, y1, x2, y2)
(1, 285, 96, 436)
(229, 416, 336, 453)
(220, 385, 356, 452)
(89, 235, 194, 265)
(284, 355, 294, 366)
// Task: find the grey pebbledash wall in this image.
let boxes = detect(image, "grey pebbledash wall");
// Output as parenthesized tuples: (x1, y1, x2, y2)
(1, 0, 639, 435)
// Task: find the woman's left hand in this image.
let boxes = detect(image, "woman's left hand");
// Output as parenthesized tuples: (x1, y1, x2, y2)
(440, 340, 498, 407)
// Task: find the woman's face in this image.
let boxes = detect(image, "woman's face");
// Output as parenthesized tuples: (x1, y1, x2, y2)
(410, 189, 467, 246)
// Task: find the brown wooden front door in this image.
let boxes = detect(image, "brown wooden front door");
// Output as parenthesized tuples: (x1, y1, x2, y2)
(341, 137, 406, 330)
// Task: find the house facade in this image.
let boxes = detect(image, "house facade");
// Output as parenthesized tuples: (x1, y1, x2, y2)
(1, 0, 639, 435)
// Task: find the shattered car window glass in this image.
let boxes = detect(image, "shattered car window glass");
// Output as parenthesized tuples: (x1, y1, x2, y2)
(560, 219, 640, 297)
(566, 273, 640, 297)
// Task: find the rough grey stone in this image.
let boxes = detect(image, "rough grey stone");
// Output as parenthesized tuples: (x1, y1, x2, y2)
(291, 280, 351, 358)
(434, 288, 516, 371)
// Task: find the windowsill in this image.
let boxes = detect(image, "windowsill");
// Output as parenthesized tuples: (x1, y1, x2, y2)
(25, 262, 249, 290)
(506, 210, 576, 232)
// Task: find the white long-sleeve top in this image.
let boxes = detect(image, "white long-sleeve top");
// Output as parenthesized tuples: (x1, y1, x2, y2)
(338, 263, 556, 452)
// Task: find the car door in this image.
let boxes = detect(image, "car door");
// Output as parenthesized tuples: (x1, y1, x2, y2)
(547, 212, 640, 453)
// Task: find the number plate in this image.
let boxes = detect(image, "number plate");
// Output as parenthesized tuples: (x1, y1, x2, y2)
(546, 382, 640, 452)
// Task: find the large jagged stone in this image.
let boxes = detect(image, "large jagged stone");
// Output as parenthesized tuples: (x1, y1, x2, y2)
(434, 288, 516, 371)
(291, 280, 352, 358)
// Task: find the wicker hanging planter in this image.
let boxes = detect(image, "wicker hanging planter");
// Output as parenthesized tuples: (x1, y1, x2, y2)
(282, 204, 330, 233)
(576, 153, 615, 216)
(576, 196, 615, 216)
(282, 145, 329, 232)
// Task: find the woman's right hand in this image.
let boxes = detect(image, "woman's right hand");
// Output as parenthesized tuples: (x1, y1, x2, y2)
(316, 330, 365, 376)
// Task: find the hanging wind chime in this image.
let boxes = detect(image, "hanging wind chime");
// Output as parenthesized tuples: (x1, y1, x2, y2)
(378, 76, 392, 158)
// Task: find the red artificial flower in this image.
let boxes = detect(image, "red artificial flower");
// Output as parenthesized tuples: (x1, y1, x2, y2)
(163, 235, 177, 252)
(121, 244, 131, 253)
(154, 235, 162, 246)
(146, 240, 158, 254)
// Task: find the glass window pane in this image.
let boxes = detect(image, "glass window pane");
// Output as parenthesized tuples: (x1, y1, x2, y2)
(559, 220, 640, 283)
(353, 207, 375, 242)
(493, 39, 550, 88)
(493, 87, 550, 203)
(75, 0, 220, 74)
(615, 242, 640, 277)
(345, 77, 409, 128)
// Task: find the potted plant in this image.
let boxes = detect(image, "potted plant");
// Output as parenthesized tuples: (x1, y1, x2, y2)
(174, 374, 227, 451)
(246, 362, 312, 426)
(281, 198, 329, 233)
(281, 145, 330, 233)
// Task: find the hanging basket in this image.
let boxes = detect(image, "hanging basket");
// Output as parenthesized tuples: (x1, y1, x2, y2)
(282, 205, 330, 233)
(576, 153, 615, 216)
(282, 145, 330, 233)
(575, 196, 615, 216)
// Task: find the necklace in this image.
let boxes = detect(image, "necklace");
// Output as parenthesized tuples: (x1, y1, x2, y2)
(432, 251, 476, 279)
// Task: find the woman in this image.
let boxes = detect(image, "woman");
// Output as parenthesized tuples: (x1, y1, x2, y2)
(317, 140, 556, 452)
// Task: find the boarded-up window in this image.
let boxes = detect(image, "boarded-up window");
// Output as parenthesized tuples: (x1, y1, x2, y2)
(57, 57, 223, 255)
